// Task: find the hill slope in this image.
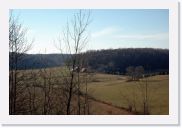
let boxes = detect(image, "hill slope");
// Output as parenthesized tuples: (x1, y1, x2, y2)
(9, 53, 70, 70)
(86, 48, 169, 73)
(10, 48, 169, 73)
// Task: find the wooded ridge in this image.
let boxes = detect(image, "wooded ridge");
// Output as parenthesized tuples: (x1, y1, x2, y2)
(9, 48, 169, 74)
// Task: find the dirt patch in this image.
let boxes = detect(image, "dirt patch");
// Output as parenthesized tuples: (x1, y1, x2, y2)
(89, 99, 133, 115)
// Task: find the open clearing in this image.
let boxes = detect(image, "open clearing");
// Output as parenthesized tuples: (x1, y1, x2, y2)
(86, 73, 169, 115)
(16, 67, 169, 115)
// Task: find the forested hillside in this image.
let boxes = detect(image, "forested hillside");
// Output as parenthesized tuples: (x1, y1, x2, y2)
(10, 48, 169, 73)
(9, 53, 69, 70)
(85, 48, 169, 74)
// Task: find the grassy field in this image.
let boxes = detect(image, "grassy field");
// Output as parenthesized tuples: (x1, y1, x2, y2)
(85, 73, 169, 115)
(14, 67, 169, 115)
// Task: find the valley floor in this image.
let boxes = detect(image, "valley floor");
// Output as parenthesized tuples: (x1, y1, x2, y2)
(10, 67, 169, 115)
(86, 73, 169, 115)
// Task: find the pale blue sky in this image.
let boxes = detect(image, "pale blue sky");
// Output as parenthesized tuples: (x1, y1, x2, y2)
(11, 9, 169, 54)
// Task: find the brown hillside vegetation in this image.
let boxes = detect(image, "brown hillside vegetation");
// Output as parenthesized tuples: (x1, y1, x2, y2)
(9, 67, 168, 115)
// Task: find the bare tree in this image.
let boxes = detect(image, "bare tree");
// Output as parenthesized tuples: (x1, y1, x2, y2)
(120, 86, 137, 113)
(57, 10, 91, 114)
(135, 66, 144, 80)
(9, 11, 33, 114)
(126, 66, 144, 81)
(29, 71, 38, 114)
(138, 77, 150, 114)
(132, 66, 150, 114)
(126, 66, 135, 81)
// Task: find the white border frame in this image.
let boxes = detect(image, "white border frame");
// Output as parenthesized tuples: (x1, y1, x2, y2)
(0, 0, 179, 125)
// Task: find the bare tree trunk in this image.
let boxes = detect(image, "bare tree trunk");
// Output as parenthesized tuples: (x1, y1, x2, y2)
(77, 70, 81, 115)
(57, 10, 91, 115)
(144, 77, 149, 114)
(84, 71, 88, 114)
(9, 11, 33, 114)
(43, 76, 47, 115)
(66, 60, 76, 115)
(13, 53, 18, 114)
(32, 82, 36, 113)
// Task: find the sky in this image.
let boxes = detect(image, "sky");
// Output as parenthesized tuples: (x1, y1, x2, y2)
(11, 9, 169, 54)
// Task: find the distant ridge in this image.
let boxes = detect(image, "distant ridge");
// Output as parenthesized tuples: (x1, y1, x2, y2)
(85, 48, 169, 74)
(9, 48, 169, 73)
(9, 53, 70, 70)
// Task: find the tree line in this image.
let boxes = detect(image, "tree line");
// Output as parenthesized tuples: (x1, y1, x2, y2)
(85, 48, 169, 74)
(10, 48, 169, 75)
